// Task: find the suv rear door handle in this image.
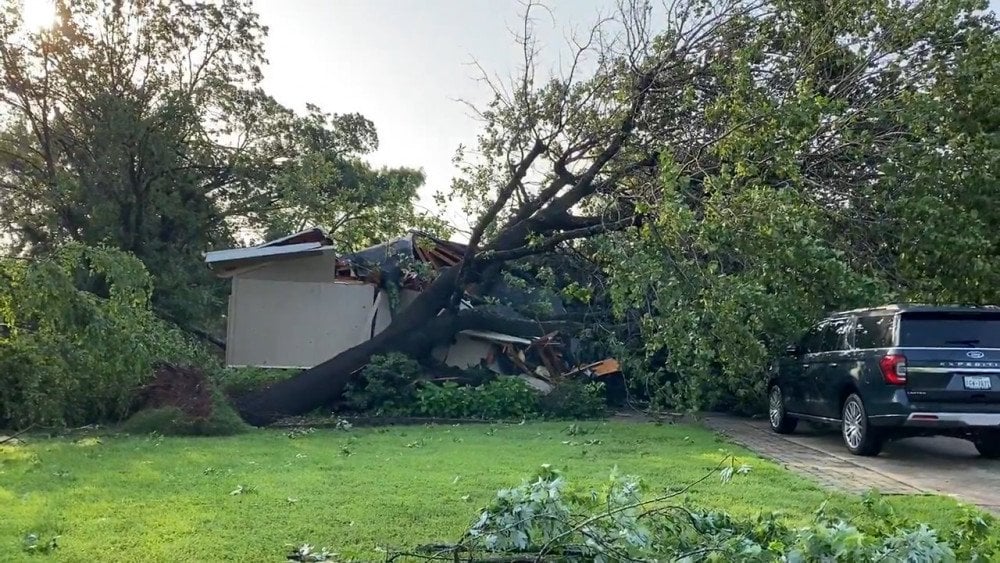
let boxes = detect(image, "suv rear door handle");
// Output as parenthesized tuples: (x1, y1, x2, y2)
(802, 364, 810, 369)
(829, 363, 838, 367)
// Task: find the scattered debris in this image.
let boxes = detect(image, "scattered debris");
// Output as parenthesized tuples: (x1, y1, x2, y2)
(229, 484, 257, 496)
(22, 533, 59, 555)
(0, 424, 34, 445)
(286, 427, 315, 439)
(286, 543, 332, 562)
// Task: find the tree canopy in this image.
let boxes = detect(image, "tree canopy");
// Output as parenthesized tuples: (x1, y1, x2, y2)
(0, 0, 446, 328)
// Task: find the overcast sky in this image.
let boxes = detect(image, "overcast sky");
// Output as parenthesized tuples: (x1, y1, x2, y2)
(254, 0, 1000, 231)
(254, 0, 611, 230)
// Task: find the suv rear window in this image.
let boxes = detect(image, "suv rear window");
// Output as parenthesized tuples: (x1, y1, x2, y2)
(855, 315, 893, 348)
(898, 312, 1000, 348)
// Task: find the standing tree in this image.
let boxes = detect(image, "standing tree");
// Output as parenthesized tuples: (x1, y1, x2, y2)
(600, 0, 1000, 412)
(0, 0, 444, 330)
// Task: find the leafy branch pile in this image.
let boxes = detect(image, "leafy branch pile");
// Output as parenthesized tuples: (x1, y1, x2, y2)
(379, 464, 998, 562)
(343, 354, 606, 420)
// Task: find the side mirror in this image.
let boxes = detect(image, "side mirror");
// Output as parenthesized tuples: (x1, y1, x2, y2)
(784, 344, 801, 357)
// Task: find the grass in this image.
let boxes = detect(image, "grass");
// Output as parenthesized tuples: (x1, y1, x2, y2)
(0, 420, 984, 561)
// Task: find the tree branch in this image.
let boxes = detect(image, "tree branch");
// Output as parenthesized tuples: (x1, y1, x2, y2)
(481, 215, 639, 264)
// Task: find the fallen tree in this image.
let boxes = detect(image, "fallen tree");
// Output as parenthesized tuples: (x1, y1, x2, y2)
(237, 0, 730, 425)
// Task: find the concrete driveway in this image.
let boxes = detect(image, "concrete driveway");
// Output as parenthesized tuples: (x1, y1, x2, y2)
(702, 414, 1000, 514)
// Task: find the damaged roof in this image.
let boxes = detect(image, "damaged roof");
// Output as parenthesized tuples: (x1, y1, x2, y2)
(204, 228, 334, 274)
(337, 231, 466, 277)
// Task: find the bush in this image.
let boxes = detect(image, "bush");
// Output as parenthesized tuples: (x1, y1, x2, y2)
(214, 367, 296, 398)
(413, 382, 476, 418)
(537, 380, 606, 419)
(121, 392, 248, 436)
(343, 353, 607, 420)
(412, 378, 606, 420)
(414, 378, 541, 419)
(470, 377, 540, 419)
(0, 245, 214, 429)
(343, 353, 422, 414)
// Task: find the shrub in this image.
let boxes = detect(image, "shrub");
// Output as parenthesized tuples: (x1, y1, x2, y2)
(413, 377, 541, 419)
(343, 353, 608, 420)
(121, 392, 248, 436)
(414, 382, 476, 418)
(537, 380, 606, 419)
(0, 245, 214, 429)
(412, 378, 606, 420)
(469, 377, 540, 419)
(343, 353, 422, 414)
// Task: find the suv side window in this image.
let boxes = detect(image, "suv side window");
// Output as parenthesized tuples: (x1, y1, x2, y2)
(820, 317, 851, 352)
(801, 322, 826, 355)
(855, 315, 893, 349)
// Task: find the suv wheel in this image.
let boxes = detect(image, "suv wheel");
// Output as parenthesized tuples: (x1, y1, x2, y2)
(842, 393, 882, 456)
(973, 431, 1000, 459)
(768, 385, 798, 434)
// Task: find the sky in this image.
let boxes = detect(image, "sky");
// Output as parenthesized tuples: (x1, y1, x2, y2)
(253, 0, 612, 231)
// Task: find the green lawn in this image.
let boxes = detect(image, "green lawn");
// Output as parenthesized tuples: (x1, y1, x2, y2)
(0, 421, 982, 561)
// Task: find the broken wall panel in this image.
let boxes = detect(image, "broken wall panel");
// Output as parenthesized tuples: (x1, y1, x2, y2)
(432, 334, 496, 370)
(369, 290, 393, 338)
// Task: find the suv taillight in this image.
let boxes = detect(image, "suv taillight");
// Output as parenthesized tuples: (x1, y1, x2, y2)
(879, 354, 908, 385)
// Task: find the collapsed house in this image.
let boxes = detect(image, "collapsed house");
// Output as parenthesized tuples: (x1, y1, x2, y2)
(204, 228, 620, 391)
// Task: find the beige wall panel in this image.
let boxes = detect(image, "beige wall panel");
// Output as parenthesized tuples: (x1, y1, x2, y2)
(239, 252, 337, 283)
(227, 278, 375, 368)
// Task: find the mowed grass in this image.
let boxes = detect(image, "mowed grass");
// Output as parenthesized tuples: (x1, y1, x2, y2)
(0, 420, 981, 561)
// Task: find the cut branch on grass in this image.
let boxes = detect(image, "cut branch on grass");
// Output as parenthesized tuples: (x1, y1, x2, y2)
(0, 425, 34, 445)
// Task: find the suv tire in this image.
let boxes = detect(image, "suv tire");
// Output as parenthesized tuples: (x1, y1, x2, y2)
(768, 385, 798, 434)
(842, 393, 882, 456)
(973, 431, 1000, 459)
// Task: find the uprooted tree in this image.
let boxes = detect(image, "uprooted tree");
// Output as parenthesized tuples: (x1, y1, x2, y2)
(236, 0, 759, 424)
(238, 0, 1000, 424)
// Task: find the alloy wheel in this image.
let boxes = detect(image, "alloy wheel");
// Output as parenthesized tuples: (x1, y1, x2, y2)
(769, 387, 784, 429)
(843, 400, 864, 450)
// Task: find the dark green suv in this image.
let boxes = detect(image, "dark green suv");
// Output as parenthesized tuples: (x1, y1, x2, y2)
(768, 305, 1000, 457)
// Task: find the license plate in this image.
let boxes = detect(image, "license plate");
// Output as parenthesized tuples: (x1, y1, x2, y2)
(964, 376, 992, 390)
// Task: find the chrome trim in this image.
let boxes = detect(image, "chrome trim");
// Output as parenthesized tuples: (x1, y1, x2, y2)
(786, 412, 840, 423)
(802, 347, 1000, 355)
(908, 367, 1000, 374)
(894, 347, 1000, 351)
(905, 413, 1000, 426)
